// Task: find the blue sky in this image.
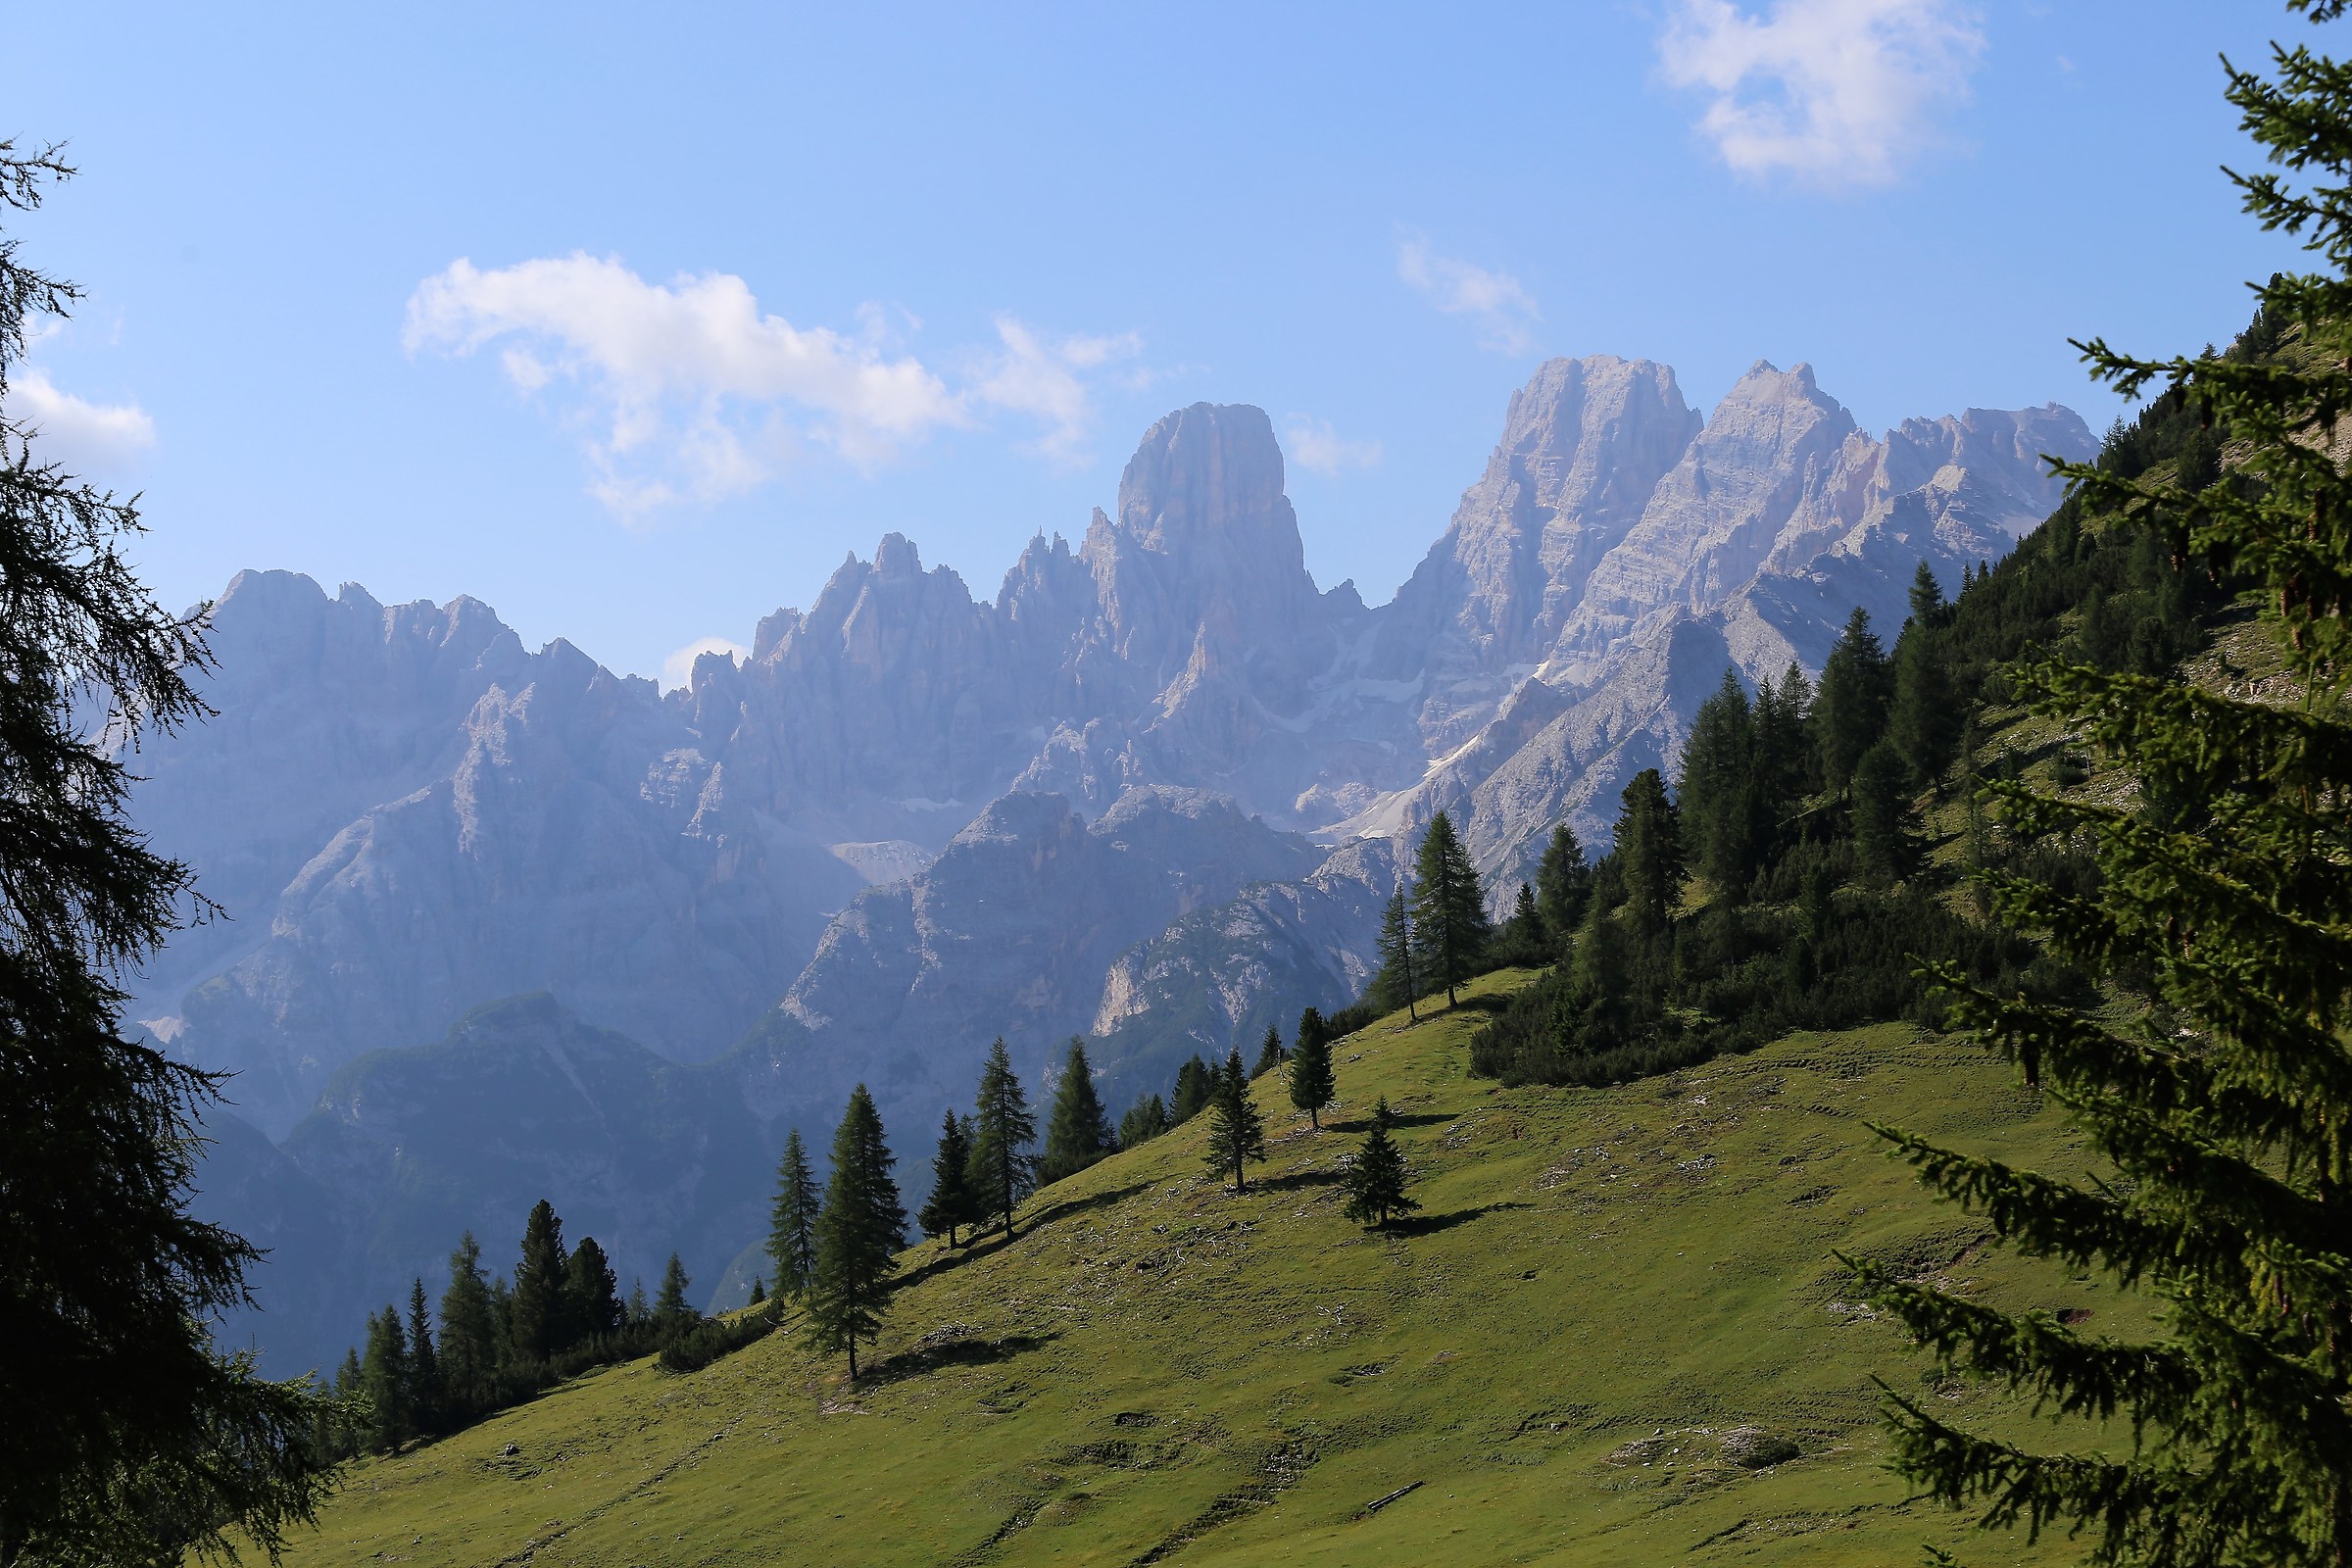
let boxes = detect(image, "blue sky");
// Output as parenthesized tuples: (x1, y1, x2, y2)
(8, 2, 2325, 685)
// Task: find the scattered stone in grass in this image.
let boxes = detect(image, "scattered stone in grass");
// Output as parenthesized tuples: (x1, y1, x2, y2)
(1721, 1425, 1801, 1469)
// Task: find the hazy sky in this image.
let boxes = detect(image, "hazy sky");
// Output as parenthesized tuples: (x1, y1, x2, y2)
(8, 2, 2326, 685)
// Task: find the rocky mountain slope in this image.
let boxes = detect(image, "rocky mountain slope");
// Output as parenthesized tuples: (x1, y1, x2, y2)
(136, 356, 2087, 1370)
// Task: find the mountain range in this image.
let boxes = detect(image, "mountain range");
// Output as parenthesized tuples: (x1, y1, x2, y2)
(137, 354, 2089, 1372)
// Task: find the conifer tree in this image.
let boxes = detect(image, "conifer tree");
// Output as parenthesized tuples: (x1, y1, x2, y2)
(0, 141, 333, 1563)
(360, 1306, 412, 1452)
(436, 1233, 499, 1415)
(506, 1200, 570, 1365)
(1287, 1015, 1338, 1130)
(1535, 821, 1593, 943)
(1297, 1005, 1329, 1054)
(1374, 886, 1420, 1020)
(1342, 1100, 1418, 1229)
(806, 1086, 906, 1380)
(404, 1279, 439, 1431)
(1202, 1048, 1267, 1193)
(564, 1237, 623, 1344)
(1119, 1093, 1171, 1148)
(1679, 668, 1762, 897)
(768, 1128, 820, 1300)
(1411, 809, 1493, 1006)
(1614, 768, 1683, 932)
(1170, 1054, 1216, 1122)
(1855, 18, 2352, 1561)
(917, 1107, 978, 1247)
(1814, 608, 1893, 791)
(1906, 558, 1949, 628)
(1889, 626, 1963, 790)
(969, 1039, 1037, 1239)
(1848, 740, 1920, 889)
(653, 1253, 695, 1338)
(1754, 662, 1819, 809)
(1039, 1037, 1117, 1183)
(1251, 1022, 1286, 1077)
(749, 1278, 766, 1306)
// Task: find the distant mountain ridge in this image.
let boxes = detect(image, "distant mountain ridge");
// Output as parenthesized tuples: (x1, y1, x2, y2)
(131, 355, 2090, 1372)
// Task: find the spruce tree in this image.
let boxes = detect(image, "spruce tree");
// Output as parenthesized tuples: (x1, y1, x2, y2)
(436, 1233, 498, 1416)
(506, 1200, 569, 1366)
(1679, 668, 1762, 897)
(1202, 1048, 1267, 1193)
(1814, 608, 1893, 791)
(359, 1306, 412, 1452)
(806, 1086, 906, 1380)
(1855, 19, 2352, 1561)
(1170, 1054, 1216, 1122)
(1889, 625, 1963, 790)
(1119, 1093, 1171, 1148)
(1252, 1022, 1286, 1077)
(1614, 768, 1683, 933)
(653, 1253, 694, 1337)
(1411, 809, 1493, 1006)
(403, 1279, 439, 1432)
(1342, 1099, 1419, 1229)
(1374, 886, 1421, 1021)
(1535, 822, 1593, 942)
(916, 1107, 977, 1247)
(749, 1278, 766, 1306)
(768, 1129, 821, 1300)
(969, 1039, 1037, 1239)
(1287, 1016, 1338, 1130)
(1039, 1038, 1117, 1184)
(0, 141, 333, 1563)
(1297, 1005, 1329, 1054)
(1906, 558, 1949, 628)
(1849, 740, 1919, 889)
(564, 1237, 623, 1345)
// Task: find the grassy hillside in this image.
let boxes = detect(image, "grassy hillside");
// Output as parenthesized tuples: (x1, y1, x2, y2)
(282, 970, 2117, 1567)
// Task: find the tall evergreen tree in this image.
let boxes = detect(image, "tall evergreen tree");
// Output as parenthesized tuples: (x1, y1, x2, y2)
(768, 1128, 821, 1301)
(806, 1086, 906, 1380)
(1848, 740, 1920, 889)
(506, 1200, 570, 1365)
(1170, 1054, 1216, 1123)
(1814, 608, 1893, 791)
(1906, 558, 1949, 628)
(1039, 1038, 1117, 1184)
(436, 1233, 498, 1414)
(917, 1107, 979, 1247)
(1411, 810, 1493, 1006)
(564, 1237, 623, 1344)
(969, 1039, 1037, 1239)
(1614, 768, 1683, 933)
(1889, 626, 1963, 790)
(1202, 1048, 1267, 1193)
(1678, 668, 1762, 897)
(1342, 1099, 1419, 1230)
(1855, 20, 2352, 1562)
(1119, 1093, 1170, 1148)
(653, 1253, 694, 1336)
(1373, 887, 1421, 1020)
(1251, 1022, 1286, 1077)
(0, 142, 333, 1564)
(1287, 1015, 1338, 1130)
(1534, 822, 1593, 942)
(403, 1280, 439, 1431)
(359, 1306, 412, 1452)
(1753, 662, 1819, 813)
(1296, 1005, 1329, 1055)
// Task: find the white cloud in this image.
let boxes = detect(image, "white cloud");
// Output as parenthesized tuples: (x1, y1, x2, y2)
(969, 316, 1143, 464)
(662, 635, 749, 692)
(1659, 0, 1984, 188)
(405, 255, 1143, 518)
(4, 367, 156, 470)
(1396, 236, 1541, 355)
(1284, 416, 1383, 477)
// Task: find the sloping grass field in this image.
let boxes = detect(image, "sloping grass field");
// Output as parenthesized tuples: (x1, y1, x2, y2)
(283, 970, 2117, 1566)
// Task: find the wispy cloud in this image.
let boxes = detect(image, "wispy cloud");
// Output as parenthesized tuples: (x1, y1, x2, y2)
(404, 254, 1140, 517)
(1396, 235, 1541, 355)
(4, 367, 156, 470)
(1659, 0, 1984, 188)
(1284, 416, 1383, 477)
(968, 316, 1143, 464)
(662, 635, 749, 692)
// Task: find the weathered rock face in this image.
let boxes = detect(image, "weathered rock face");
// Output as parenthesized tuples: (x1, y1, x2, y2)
(150, 366, 2092, 1370)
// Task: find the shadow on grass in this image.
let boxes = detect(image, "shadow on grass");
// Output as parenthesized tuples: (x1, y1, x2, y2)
(894, 1181, 1156, 1290)
(1254, 1167, 1346, 1194)
(1382, 1200, 1533, 1237)
(1329, 1110, 1455, 1134)
(860, 1330, 1060, 1389)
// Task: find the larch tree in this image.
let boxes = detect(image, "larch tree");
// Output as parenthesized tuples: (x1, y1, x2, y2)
(806, 1085, 906, 1381)
(0, 141, 335, 1565)
(1411, 809, 1492, 1006)
(917, 1107, 977, 1247)
(1202, 1047, 1267, 1193)
(1855, 12, 2352, 1563)
(768, 1128, 821, 1300)
(653, 1253, 694, 1336)
(969, 1039, 1037, 1239)
(1039, 1037, 1116, 1184)
(1374, 887, 1420, 1021)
